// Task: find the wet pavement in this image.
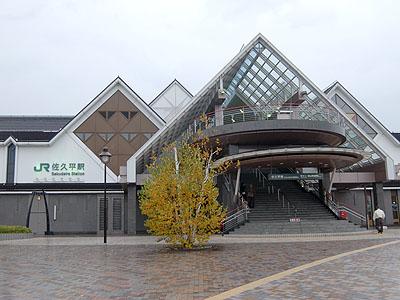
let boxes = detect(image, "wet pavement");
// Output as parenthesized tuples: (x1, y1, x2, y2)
(0, 233, 399, 299)
(227, 241, 400, 300)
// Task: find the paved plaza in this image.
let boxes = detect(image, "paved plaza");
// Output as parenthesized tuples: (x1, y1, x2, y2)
(0, 231, 399, 299)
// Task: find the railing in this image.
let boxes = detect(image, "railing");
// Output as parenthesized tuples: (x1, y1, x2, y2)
(338, 206, 366, 224)
(256, 168, 298, 219)
(185, 105, 345, 136)
(221, 198, 250, 235)
(325, 195, 366, 225)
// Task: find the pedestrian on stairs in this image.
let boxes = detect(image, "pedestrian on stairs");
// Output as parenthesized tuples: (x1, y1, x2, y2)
(373, 206, 385, 234)
(247, 184, 255, 208)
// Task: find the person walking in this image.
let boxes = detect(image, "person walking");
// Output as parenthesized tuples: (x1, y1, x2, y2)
(247, 184, 255, 208)
(373, 206, 386, 234)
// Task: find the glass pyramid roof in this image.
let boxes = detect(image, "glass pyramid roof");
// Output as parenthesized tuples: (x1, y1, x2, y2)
(132, 34, 385, 176)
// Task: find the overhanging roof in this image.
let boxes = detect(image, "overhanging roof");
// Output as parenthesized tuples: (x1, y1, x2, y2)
(127, 33, 387, 182)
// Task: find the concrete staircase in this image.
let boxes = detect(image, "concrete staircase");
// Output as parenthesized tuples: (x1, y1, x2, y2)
(231, 175, 364, 234)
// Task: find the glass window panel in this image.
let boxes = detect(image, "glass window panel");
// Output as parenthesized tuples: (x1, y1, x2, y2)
(249, 49, 257, 58)
(258, 70, 266, 80)
(277, 62, 286, 73)
(6, 144, 16, 184)
(253, 77, 261, 86)
(247, 84, 255, 92)
(121, 111, 129, 119)
(308, 92, 317, 100)
(269, 54, 279, 65)
(251, 65, 259, 73)
(255, 43, 264, 52)
(262, 49, 271, 57)
(259, 83, 268, 92)
(285, 69, 295, 80)
(265, 77, 273, 87)
(362, 123, 377, 134)
(99, 133, 114, 142)
(256, 57, 264, 65)
(302, 85, 311, 94)
(346, 113, 357, 122)
(342, 103, 355, 114)
(372, 153, 380, 160)
(99, 111, 107, 119)
(249, 94, 258, 102)
(270, 70, 279, 79)
(347, 130, 357, 139)
(263, 63, 272, 73)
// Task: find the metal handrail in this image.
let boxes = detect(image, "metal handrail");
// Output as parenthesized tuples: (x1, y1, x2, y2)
(186, 104, 345, 136)
(326, 196, 366, 223)
(221, 203, 250, 235)
(337, 205, 366, 222)
(256, 168, 297, 218)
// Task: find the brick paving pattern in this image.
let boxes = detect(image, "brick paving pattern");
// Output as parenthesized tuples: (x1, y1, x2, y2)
(228, 242, 400, 299)
(0, 234, 398, 299)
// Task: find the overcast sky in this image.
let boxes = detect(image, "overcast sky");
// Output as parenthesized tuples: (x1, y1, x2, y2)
(1, 0, 399, 130)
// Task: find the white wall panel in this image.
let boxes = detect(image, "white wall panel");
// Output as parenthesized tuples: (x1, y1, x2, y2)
(15, 133, 117, 183)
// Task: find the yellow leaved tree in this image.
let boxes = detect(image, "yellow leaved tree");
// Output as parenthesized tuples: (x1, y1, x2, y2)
(139, 134, 231, 249)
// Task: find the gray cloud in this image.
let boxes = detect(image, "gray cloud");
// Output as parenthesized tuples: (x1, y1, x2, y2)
(0, 0, 399, 130)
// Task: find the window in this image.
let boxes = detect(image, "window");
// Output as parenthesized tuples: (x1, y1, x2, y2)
(121, 111, 137, 120)
(98, 133, 114, 142)
(121, 133, 137, 142)
(6, 144, 16, 184)
(99, 111, 116, 120)
(75, 133, 93, 142)
(143, 133, 153, 140)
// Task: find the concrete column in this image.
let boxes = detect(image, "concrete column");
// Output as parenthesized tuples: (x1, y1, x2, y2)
(215, 105, 224, 126)
(373, 182, 386, 212)
(127, 183, 137, 234)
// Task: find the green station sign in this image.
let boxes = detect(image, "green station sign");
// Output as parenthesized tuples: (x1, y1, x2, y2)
(268, 173, 322, 181)
(34, 162, 85, 176)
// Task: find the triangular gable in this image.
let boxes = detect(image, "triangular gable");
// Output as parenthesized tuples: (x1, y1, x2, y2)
(324, 81, 400, 168)
(150, 79, 193, 123)
(127, 34, 387, 182)
(324, 81, 400, 145)
(51, 77, 165, 144)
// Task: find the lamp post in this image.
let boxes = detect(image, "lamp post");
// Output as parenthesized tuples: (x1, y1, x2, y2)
(99, 147, 112, 244)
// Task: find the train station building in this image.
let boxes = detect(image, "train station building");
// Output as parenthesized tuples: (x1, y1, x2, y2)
(1, 34, 399, 235)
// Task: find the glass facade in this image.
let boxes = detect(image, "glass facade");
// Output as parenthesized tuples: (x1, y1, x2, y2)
(331, 94, 377, 139)
(221, 40, 384, 170)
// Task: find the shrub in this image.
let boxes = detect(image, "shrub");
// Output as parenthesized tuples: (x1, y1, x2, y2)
(0, 225, 32, 234)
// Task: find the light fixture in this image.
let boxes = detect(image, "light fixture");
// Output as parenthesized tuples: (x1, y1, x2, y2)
(99, 147, 112, 244)
(99, 147, 112, 164)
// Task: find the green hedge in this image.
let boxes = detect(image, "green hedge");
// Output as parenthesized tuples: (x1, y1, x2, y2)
(0, 225, 32, 234)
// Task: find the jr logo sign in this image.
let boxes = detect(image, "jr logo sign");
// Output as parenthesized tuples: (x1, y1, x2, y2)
(34, 162, 85, 178)
(34, 163, 50, 172)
